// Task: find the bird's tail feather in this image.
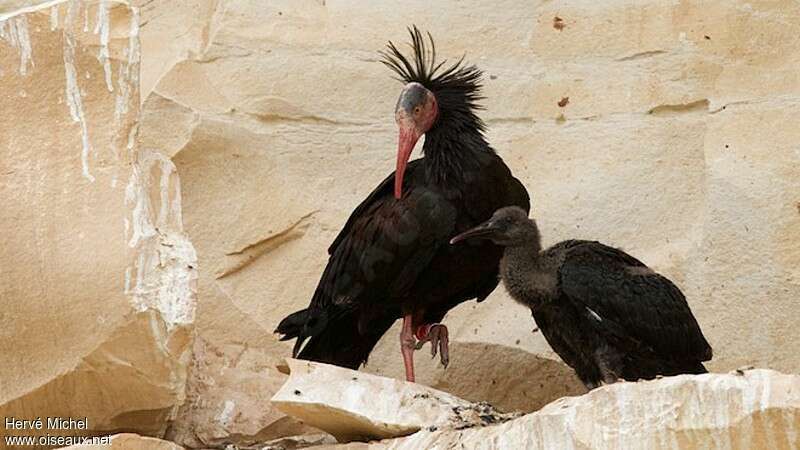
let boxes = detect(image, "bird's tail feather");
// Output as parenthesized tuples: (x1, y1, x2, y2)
(276, 307, 395, 370)
(275, 308, 313, 357)
(275, 309, 309, 341)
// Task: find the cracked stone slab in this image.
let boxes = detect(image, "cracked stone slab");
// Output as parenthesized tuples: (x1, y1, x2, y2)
(318, 369, 800, 450)
(271, 359, 518, 443)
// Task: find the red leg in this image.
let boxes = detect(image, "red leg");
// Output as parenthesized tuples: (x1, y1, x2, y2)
(415, 323, 450, 368)
(400, 314, 416, 382)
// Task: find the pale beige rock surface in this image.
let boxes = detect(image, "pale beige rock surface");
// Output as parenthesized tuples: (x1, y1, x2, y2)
(4, 0, 800, 448)
(164, 337, 317, 449)
(59, 432, 334, 450)
(132, 0, 800, 445)
(1, 0, 196, 443)
(311, 369, 800, 449)
(272, 359, 518, 442)
(60, 433, 184, 450)
(257, 433, 338, 450)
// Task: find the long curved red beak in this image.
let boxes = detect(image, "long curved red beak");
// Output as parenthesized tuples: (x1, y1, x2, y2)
(394, 126, 420, 199)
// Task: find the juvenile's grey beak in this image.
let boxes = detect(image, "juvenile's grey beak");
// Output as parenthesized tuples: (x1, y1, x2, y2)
(449, 221, 500, 244)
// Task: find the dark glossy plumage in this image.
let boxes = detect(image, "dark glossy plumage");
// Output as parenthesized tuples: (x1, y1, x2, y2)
(453, 207, 712, 389)
(276, 28, 530, 369)
(538, 241, 711, 387)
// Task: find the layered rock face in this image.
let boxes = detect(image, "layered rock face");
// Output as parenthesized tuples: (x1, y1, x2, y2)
(0, 0, 196, 443)
(136, 0, 800, 446)
(2, 0, 800, 448)
(54, 366, 800, 449)
(291, 365, 800, 450)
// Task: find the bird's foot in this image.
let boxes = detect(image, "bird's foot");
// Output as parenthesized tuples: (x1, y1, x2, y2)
(414, 323, 450, 368)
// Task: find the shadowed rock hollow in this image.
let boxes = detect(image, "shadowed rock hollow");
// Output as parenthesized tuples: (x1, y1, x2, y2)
(364, 342, 586, 414)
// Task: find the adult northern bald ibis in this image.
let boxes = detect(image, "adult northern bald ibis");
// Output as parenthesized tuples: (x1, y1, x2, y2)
(451, 207, 712, 389)
(276, 27, 530, 382)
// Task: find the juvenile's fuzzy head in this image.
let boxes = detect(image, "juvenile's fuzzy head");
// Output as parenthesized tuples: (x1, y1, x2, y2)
(450, 206, 539, 247)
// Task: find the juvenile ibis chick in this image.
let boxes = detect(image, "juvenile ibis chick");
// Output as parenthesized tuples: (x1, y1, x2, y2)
(451, 207, 712, 389)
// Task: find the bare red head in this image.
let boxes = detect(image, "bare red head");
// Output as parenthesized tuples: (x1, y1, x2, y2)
(394, 82, 438, 199)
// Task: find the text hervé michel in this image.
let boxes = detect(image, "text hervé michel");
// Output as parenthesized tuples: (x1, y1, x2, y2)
(5, 417, 88, 430)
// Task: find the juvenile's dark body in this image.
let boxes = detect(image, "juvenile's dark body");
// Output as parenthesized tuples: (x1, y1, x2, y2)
(454, 208, 712, 389)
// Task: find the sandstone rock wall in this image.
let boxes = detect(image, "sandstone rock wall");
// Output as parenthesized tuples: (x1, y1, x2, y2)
(2, 0, 800, 448)
(0, 0, 196, 443)
(135, 2, 800, 444)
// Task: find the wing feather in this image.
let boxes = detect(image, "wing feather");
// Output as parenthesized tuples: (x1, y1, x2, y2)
(558, 243, 712, 361)
(311, 184, 457, 315)
(328, 160, 424, 255)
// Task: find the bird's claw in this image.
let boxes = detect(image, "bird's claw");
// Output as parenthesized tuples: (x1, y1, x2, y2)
(415, 324, 449, 368)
